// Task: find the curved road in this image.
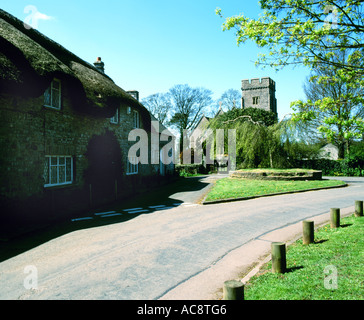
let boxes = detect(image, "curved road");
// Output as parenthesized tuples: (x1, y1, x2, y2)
(0, 176, 363, 300)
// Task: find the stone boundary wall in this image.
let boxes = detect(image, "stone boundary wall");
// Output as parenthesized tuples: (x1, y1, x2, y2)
(230, 170, 323, 181)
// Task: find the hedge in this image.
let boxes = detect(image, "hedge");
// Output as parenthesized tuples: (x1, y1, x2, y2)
(296, 158, 364, 177)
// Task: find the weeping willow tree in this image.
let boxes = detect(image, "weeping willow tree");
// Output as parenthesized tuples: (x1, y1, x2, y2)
(208, 108, 320, 168)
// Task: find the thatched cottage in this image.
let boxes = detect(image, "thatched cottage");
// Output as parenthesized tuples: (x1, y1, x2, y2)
(0, 9, 174, 228)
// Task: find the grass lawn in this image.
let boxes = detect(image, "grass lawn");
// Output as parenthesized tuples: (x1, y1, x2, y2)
(204, 178, 346, 202)
(245, 215, 364, 300)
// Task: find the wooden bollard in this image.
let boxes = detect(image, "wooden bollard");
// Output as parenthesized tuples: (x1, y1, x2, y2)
(223, 280, 244, 300)
(355, 200, 363, 217)
(271, 242, 286, 274)
(330, 208, 340, 228)
(303, 220, 314, 245)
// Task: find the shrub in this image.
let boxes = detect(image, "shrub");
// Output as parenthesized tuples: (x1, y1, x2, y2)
(296, 157, 364, 176)
(175, 164, 209, 177)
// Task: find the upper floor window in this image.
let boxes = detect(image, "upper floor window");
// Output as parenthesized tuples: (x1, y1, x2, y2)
(110, 108, 119, 124)
(133, 110, 140, 128)
(44, 79, 62, 110)
(252, 96, 260, 105)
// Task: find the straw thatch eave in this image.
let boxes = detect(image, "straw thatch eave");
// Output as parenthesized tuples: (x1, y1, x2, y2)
(0, 9, 150, 123)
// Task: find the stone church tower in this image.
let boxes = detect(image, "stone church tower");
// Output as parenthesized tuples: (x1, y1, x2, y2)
(241, 77, 277, 116)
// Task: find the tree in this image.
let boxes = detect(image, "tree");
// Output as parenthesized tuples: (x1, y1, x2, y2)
(167, 84, 213, 163)
(209, 108, 321, 168)
(209, 108, 281, 168)
(141, 93, 170, 125)
(216, 1, 364, 73)
(168, 84, 213, 133)
(213, 107, 277, 127)
(300, 49, 364, 157)
(219, 89, 241, 110)
(217, 0, 364, 156)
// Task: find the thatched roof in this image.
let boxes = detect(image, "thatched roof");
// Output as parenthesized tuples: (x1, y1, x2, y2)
(0, 9, 150, 121)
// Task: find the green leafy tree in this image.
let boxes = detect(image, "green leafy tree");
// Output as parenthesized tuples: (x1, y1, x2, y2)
(217, 0, 364, 156)
(299, 49, 364, 157)
(212, 107, 277, 127)
(209, 108, 281, 168)
(210, 109, 320, 168)
(216, 0, 364, 72)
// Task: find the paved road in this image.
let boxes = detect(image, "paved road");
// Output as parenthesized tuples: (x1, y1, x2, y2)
(0, 176, 363, 300)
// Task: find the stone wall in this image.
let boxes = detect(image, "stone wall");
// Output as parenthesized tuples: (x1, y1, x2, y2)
(0, 82, 173, 224)
(241, 77, 277, 115)
(230, 170, 323, 181)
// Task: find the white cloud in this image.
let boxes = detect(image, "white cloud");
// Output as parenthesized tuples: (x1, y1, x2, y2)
(23, 5, 54, 30)
(34, 11, 54, 21)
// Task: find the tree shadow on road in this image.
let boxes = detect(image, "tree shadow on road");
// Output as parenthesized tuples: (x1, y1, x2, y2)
(0, 176, 211, 263)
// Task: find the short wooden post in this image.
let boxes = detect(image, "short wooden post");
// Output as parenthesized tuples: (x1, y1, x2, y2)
(223, 280, 244, 300)
(330, 208, 340, 228)
(271, 242, 286, 274)
(302, 220, 314, 245)
(355, 200, 363, 217)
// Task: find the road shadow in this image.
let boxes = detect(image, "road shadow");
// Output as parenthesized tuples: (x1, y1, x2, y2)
(0, 176, 211, 263)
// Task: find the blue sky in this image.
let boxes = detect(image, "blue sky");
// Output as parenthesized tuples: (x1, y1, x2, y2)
(1, 0, 310, 120)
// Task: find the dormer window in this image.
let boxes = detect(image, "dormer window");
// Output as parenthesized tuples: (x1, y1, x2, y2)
(44, 79, 61, 110)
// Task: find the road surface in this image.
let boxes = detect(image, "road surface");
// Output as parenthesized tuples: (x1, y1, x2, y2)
(0, 176, 363, 300)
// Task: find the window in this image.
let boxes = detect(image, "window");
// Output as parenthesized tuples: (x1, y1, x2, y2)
(110, 108, 119, 124)
(252, 96, 260, 105)
(44, 156, 73, 187)
(127, 156, 138, 175)
(133, 110, 140, 128)
(44, 79, 61, 110)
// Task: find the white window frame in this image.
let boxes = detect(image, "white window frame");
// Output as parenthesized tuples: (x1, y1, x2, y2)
(133, 110, 140, 128)
(44, 79, 62, 110)
(44, 155, 73, 187)
(110, 108, 119, 124)
(126, 156, 138, 175)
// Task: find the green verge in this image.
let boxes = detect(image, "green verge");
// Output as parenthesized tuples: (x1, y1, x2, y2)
(204, 178, 346, 202)
(245, 215, 364, 300)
